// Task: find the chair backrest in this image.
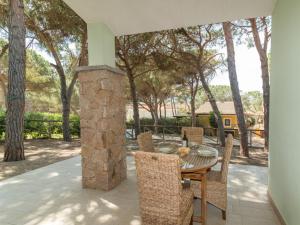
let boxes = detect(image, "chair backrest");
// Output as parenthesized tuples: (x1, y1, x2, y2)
(137, 132, 155, 152)
(181, 127, 204, 144)
(135, 152, 182, 222)
(220, 134, 234, 183)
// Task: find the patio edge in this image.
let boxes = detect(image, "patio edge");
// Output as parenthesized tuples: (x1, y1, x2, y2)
(268, 191, 287, 225)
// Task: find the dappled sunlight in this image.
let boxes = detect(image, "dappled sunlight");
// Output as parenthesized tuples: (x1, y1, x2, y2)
(87, 201, 100, 213)
(0, 156, 141, 225)
(47, 172, 60, 178)
(98, 214, 113, 223)
(0, 139, 81, 182)
(0, 155, 280, 225)
(100, 198, 119, 210)
(0, 178, 25, 186)
(130, 217, 141, 225)
(75, 214, 85, 223)
(1, 137, 268, 183)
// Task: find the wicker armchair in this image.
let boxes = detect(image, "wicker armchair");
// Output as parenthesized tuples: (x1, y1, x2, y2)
(137, 132, 156, 152)
(181, 127, 204, 145)
(192, 134, 233, 220)
(135, 152, 194, 225)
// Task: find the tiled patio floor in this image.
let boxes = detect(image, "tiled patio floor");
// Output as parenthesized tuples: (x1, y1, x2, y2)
(0, 156, 280, 225)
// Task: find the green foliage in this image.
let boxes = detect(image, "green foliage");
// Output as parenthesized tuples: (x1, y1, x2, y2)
(0, 108, 5, 138)
(242, 91, 263, 113)
(246, 117, 256, 127)
(0, 110, 80, 140)
(126, 117, 192, 134)
(0, 37, 61, 111)
(127, 117, 191, 127)
(209, 112, 218, 128)
(196, 85, 233, 105)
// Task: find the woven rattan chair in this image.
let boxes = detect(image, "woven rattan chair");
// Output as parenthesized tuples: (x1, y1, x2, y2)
(135, 152, 194, 225)
(192, 134, 233, 220)
(137, 132, 156, 152)
(181, 127, 204, 145)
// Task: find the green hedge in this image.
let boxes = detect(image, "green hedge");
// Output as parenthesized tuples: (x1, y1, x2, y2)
(126, 117, 192, 127)
(0, 110, 80, 140)
(126, 117, 193, 134)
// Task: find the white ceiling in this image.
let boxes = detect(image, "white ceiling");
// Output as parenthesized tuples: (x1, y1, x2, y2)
(63, 0, 277, 36)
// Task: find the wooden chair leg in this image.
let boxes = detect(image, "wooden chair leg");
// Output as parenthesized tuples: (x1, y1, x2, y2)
(222, 210, 226, 220)
(201, 174, 208, 225)
(190, 214, 193, 225)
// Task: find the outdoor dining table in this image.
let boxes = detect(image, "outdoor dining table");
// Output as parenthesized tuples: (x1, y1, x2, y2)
(179, 144, 219, 225)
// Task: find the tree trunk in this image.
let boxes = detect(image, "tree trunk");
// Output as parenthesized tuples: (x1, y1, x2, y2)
(159, 101, 162, 119)
(190, 95, 196, 127)
(127, 72, 141, 137)
(153, 109, 159, 134)
(199, 72, 226, 146)
(171, 97, 175, 116)
(60, 78, 71, 141)
(163, 100, 167, 119)
(261, 60, 270, 151)
(4, 0, 26, 161)
(62, 101, 71, 141)
(223, 22, 249, 157)
(249, 18, 270, 152)
(149, 109, 155, 121)
(61, 25, 88, 142)
(173, 98, 177, 115)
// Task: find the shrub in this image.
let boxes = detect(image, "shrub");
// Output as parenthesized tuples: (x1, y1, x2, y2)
(0, 111, 80, 140)
(127, 117, 192, 127)
(126, 117, 193, 134)
(70, 115, 80, 137)
(0, 109, 5, 139)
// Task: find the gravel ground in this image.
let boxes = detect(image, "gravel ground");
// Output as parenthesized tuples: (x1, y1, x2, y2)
(0, 136, 267, 182)
(0, 139, 81, 181)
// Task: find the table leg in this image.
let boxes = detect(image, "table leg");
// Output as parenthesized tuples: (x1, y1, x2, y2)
(201, 173, 207, 225)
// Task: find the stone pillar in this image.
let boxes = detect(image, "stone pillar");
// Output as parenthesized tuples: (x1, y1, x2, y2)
(77, 65, 127, 191)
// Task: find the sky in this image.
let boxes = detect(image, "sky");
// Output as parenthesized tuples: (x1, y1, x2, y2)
(31, 39, 264, 93)
(211, 45, 263, 93)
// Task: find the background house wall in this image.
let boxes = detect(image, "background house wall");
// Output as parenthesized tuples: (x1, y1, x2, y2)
(269, 0, 300, 224)
(197, 114, 238, 129)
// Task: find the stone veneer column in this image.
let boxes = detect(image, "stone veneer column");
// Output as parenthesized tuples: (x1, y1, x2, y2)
(77, 65, 127, 191)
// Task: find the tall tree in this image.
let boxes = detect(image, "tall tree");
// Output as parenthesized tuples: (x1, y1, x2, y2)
(249, 17, 271, 151)
(0, 43, 57, 111)
(205, 85, 233, 102)
(25, 0, 88, 141)
(116, 34, 158, 137)
(162, 26, 226, 146)
(178, 65, 202, 127)
(136, 69, 175, 129)
(4, 0, 26, 161)
(223, 22, 249, 157)
(242, 91, 263, 115)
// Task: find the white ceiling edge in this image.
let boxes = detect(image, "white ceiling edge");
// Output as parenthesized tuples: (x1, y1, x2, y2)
(63, 0, 277, 36)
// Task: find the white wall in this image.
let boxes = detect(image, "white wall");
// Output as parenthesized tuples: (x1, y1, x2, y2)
(269, 0, 300, 224)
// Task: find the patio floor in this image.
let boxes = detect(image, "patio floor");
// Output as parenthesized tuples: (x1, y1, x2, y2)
(0, 156, 280, 225)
